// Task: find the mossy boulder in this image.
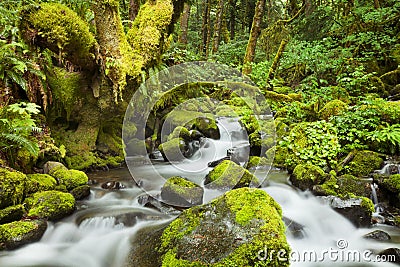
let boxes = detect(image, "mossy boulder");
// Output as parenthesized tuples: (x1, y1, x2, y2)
(70, 185, 91, 200)
(380, 174, 400, 208)
(158, 188, 290, 266)
(0, 205, 25, 224)
(24, 191, 75, 221)
(246, 156, 270, 169)
(49, 166, 88, 191)
(249, 131, 275, 155)
(290, 163, 327, 191)
(205, 160, 259, 190)
(161, 177, 204, 207)
(25, 174, 57, 195)
(0, 220, 47, 250)
(319, 100, 348, 121)
(43, 161, 68, 174)
(158, 138, 188, 162)
(345, 150, 384, 177)
(314, 174, 371, 197)
(125, 138, 148, 156)
(167, 126, 191, 142)
(0, 168, 26, 209)
(193, 117, 220, 139)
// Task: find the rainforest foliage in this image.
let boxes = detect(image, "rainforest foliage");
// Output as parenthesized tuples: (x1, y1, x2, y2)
(0, 0, 399, 174)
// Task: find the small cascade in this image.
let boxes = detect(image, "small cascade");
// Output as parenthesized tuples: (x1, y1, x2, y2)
(370, 183, 383, 213)
(378, 162, 400, 175)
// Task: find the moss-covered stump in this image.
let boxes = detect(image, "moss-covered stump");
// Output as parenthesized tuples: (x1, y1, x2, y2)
(161, 177, 203, 207)
(380, 174, 400, 208)
(25, 174, 57, 195)
(204, 160, 259, 190)
(158, 138, 188, 162)
(0, 220, 47, 250)
(49, 166, 88, 191)
(157, 188, 290, 266)
(345, 150, 384, 177)
(0, 205, 25, 224)
(0, 168, 26, 209)
(70, 185, 91, 200)
(319, 196, 374, 227)
(246, 156, 270, 169)
(193, 117, 220, 139)
(290, 163, 327, 191)
(24, 191, 75, 221)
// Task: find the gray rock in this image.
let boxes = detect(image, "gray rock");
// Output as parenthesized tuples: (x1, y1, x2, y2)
(363, 230, 391, 241)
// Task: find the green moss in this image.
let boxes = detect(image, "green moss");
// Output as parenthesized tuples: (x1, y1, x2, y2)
(382, 174, 400, 192)
(0, 205, 25, 224)
(317, 176, 339, 196)
(159, 138, 187, 161)
(246, 156, 270, 169)
(20, 3, 96, 69)
(205, 160, 259, 189)
(0, 220, 37, 242)
(50, 166, 88, 190)
(25, 174, 57, 195)
(164, 176, 198, 190)
(24, 190, 75, 220)
(319, 100, 348, 121)
(0, 168, 26, 209)
(345, 150, 383, 177)
(291, 163, 327, 191)
(193, 117, 220, 139)
(168, 126, 191, 142)
(336, 174, 369, 197)
(360, 197, 375, 214)
(249, 132, 275, 151)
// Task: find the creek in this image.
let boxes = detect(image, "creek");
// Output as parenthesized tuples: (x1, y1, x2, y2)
(0, 118, 399, 267)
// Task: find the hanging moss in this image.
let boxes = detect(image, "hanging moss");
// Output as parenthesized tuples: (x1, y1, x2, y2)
(19, 3, 97, 70)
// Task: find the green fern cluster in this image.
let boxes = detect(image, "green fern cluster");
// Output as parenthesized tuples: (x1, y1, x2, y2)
(0, 102, 41, 164)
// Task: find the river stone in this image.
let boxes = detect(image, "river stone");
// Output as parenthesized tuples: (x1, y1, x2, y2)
(24, 191, 75, 221)
(158, 138, 188, 162)
(193, 117, 220, 139)
(138, 194, 182, 216)
(158, 188, 290, 266)
(378, 248, 400, 264)
(0, 205, 25, 224)
(161, 176, 203, 207)
(0, 219, 47, 250)
(318, 196, 373, 227)
(363, 230, 391, 241)
(283, 216, 305, 239)
(290, 163, 327, 191)
(43, 161, 67, 174)
(70, 185, 91, 200)
(25, 173, 58, 195)
(50, 167, 89, 191)
(205, 160, 259, 190)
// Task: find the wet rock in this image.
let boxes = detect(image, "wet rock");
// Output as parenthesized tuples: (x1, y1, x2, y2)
(379, 174, 400, 208)
(0, 205, 25, 224)
(363, 230, 391, 241)
(157, 188, 290, 266)
(189, 129, 203, 140)
(167, 126, 191, 142)
(158, 138, 188, 162)
(138, 194, 181, 215)
(193, 117, 220, 139)
(378, 248, 400, 264)
(43, 161, 67, 174)
(291, 163, 327, 191)
(24, 191, 75, 221)
(246, 156, 270, 170)
(204, 160, 259, 190)
(283, 216, 305, 239)
(101, 181, 125, 190)
(227, 142, 250, 163)
(0, 219, 47, 250)
(161, 176, 203, 207)
(318, 196, 374, 227)
(70, 185, 91, 200)
(207, 156, 231, 167)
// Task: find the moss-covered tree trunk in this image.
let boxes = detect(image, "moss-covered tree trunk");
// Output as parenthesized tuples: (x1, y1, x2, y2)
(178, 3, 190, 47)
(212, 0, 225, 54)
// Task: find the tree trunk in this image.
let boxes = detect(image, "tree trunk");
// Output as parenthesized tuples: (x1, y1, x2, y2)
(242, 0, 266, 75)
(373, 0, 380, 9)
(129, 0, 140, 26)
(266, 39, 288, 83)
(212, 0, 225, 54)
(229, 0, 236, 40)
(178, 3, 190, 47)
(200, 0, 211, 57)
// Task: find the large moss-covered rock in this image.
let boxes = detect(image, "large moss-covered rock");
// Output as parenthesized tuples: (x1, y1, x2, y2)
(0, 168, 26, 209)
(314, 174, 371, 197)
(25, 174, 57, 195)
(158, 188, 290, 266)
(161, 177, 203, 207)
(380, 174, 400, 208)
(167, 126, 191, 142)
(24, 191, 75, 221)
(205, 160, 259, 190)
(49, 166, 88, 191)
(345, 150, 384, 177)
(319, 100, 348, 121)
(158, 138, 188, 162)
(246, 156, 270, 169)
(70, 185, 91, 200)
(193, 117, 220, 139)
(291, 163, 327, 191)
(0, 205, 25, 224)
(0, 220, 47, 250)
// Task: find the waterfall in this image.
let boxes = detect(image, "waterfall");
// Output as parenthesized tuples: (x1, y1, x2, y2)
(370, 183, 383, 213)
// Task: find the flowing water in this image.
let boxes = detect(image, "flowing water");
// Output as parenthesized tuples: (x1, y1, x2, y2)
(0, 118, 399, 267)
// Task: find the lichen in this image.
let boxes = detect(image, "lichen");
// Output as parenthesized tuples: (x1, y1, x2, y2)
(24, 190, 75, 220)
